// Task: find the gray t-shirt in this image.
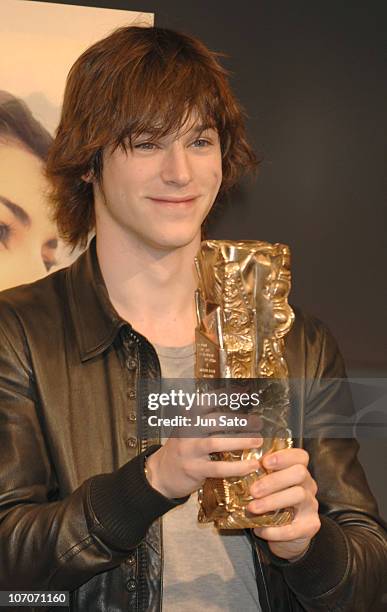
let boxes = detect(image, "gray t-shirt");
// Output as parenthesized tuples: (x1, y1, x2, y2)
(154, 343, 261, 612)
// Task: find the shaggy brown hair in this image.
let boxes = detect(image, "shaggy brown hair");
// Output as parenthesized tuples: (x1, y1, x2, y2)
(46, 26, 259, 248)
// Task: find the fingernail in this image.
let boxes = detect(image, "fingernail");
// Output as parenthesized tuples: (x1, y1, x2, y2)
(265, 455, 276, 467)
(252, 500, 264, 512)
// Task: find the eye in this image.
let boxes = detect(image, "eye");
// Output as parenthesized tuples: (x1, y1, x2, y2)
(192, 138, 211, 148)
(134, 142, 159, 151)
(0, 222, 11, 247)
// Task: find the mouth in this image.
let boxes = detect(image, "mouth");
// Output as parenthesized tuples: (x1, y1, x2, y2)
(147, 195, 198, 205)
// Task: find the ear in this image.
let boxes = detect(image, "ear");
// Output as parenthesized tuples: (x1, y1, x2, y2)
(81, 169, 94, 183)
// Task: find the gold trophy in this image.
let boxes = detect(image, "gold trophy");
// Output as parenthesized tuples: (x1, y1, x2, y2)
(195, 240, 295, 529)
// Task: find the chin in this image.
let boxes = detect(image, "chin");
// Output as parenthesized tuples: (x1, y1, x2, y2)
(150, 237, 200, 251)
(158, 237, 198, 251)
(147, 229, 201, 251)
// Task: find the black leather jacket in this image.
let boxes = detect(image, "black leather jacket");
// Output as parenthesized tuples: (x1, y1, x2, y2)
(0, 239, 386, 612)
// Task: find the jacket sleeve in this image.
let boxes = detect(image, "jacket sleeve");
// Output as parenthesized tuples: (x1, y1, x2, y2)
(0, 319, 186, 591)
(254, 315, 387, 611)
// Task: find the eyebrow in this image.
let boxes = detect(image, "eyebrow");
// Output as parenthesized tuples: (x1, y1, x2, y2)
(0, 195, 31, 227)
(138, 123, 216, 139)
(189, 123, 216, 134)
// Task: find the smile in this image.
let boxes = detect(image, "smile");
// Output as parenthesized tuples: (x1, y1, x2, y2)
(148, 196, 198, 205)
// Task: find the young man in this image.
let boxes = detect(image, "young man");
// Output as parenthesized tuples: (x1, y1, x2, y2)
(0, 26, 385, 612)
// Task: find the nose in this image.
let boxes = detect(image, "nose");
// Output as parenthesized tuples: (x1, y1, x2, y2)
(160, 143, 192, 186)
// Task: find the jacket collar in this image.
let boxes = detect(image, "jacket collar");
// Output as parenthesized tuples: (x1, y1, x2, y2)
(67, 237, 129, 362)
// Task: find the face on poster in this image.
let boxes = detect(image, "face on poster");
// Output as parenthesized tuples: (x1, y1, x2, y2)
(0, 0, 154, 291)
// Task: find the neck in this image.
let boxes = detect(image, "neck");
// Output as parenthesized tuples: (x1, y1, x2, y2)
(96, 226, 200, 347)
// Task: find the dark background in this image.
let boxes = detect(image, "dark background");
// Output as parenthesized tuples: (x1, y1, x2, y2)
(34, 0, 387, 516)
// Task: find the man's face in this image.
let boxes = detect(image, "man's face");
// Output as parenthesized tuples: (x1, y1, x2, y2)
(93, 116, 222, 251)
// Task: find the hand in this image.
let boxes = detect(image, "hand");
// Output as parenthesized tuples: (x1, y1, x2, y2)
(249, 448, 321, 561)
(146, 422, 262, 499)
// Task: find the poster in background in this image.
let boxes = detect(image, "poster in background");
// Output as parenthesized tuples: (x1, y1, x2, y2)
(0, 0, 153, 291)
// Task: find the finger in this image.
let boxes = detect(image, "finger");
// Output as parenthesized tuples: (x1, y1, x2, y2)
(253, 515, 321, 542)
(247, 486, 318, 515)
(205, 457, 261, 480)
(250, 464, 314, 498)
(204, 436, 263, 454)
(164, 436, 262, 464)
(261, 448, 309, 471)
